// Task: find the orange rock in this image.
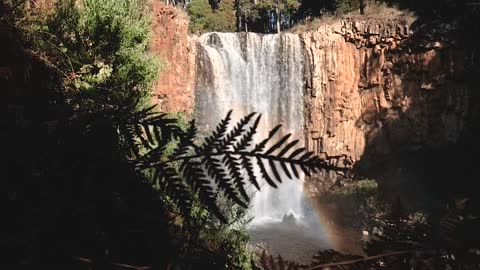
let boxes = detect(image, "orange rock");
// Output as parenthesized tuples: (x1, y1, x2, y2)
(150, 2, 195, 114)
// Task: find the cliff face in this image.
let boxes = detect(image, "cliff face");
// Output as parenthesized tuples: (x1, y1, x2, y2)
(301, 19, 470, 193)
(152, 6, 472, 194)
(151, 2, 196, 114)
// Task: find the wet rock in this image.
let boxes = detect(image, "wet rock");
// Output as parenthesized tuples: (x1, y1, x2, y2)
(282, 213, 297, 224)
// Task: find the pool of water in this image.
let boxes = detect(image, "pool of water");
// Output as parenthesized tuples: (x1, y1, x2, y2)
(248, 216, 363, 264)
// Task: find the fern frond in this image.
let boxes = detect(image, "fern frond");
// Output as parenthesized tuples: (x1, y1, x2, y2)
(201, 110, 232, 152)
(235, 113, 261, 151)
(253, 124, 282, 153)
(256, 156, 278, 188)
(119, 124, 140, 158)
(223, 153, 249, 202)
(242, 155, 260, 190)
(134, 123, 152, 149)
(130, 109, 349, 223)
(222, 112, 255, 149)
(203, 155, 247, 208)
(181, 159, 226, 223)
(264, 133, 291, 155)
(172, 120, 197, 159)
(156, 163, 192, 216)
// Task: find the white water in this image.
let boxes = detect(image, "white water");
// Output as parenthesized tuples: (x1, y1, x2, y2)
(195, 32, 306, 223)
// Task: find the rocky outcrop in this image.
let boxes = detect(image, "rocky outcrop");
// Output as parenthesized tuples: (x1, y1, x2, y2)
(301, 18, 470, 193)
(151, 2, 196, 114)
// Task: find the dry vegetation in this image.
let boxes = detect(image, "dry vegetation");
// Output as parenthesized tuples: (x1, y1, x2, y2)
(289, 2, 416, 33)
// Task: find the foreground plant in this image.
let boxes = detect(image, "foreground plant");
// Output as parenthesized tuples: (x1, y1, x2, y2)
(123, 108, 344, 222)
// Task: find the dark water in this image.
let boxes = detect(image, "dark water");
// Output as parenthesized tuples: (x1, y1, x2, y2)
(248, 218, 363, 264)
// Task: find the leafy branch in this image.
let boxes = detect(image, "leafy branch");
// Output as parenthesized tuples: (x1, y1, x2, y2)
(117, 108, 347, 222)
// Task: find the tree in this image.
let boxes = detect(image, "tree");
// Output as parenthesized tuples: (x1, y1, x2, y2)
(283, 0, 301, 27)
(188, 0, 236, 33)
(298, 0, 337, 17)
(188, 0, 215, 33)
(189, 0, 301, 33)
(275, 0, 281, 33)
(209, 0, 236, 32)
(359, 0, 366, 14)
(255, 0, 300, 33)
(236, 0, 259, 32)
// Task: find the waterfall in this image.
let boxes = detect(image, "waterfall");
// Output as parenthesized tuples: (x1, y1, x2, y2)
(195, 32, 305, 223)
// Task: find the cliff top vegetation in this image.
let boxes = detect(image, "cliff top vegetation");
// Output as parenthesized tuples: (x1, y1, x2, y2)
(288, 2, 416, 33)
(159, 0, 476, 34)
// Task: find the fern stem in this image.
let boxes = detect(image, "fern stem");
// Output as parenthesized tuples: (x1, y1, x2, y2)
(163, 151, 350, 172)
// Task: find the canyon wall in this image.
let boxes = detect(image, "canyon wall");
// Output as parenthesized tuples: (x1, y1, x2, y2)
(151, 2, 196, 114)
(300, 19, 470, 193)
(152, 4, 472, 194)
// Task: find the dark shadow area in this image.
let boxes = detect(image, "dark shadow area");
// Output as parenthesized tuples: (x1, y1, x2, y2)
(0, 20, 174, 269)
(351, 15, 480, 250)
(380, 0, 474, 20)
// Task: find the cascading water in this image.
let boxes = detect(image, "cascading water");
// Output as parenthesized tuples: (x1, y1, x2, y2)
(195, 32, 306, 223)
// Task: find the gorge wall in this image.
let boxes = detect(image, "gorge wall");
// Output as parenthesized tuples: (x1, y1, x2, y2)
(151, 2, 196, 113)
(300, 18, 470, 193)
(153, 4, 472, 195)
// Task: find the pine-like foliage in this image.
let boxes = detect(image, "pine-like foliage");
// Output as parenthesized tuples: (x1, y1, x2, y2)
(118, 108, 344, 222)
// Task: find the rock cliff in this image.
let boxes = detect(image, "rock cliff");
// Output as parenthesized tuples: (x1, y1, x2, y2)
(300, 18, 470, 193)
(152, 5, 472, 194)
(151, 2, 196, 114)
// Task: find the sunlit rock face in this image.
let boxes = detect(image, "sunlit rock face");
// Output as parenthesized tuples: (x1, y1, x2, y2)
(150, 2, 196, 113)
(195, 32, 306, 222)
(300, 19, 470, 194)
(152, 3, 472, 205)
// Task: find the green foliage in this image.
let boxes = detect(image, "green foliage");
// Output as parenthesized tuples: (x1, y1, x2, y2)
(210, 0, 237, 32)
(408, 211, 428, 225)
(186, 0, 477, 33)
(187, 0, 214, 33)
(188, 0, 303, 33)
(334, 178, 378, 196)
(335, 0, 361, 14)
(283, 0, 302, 21)
(163, 111, 191, 158)
(315, 178, 383, 229)
(176, 196, 254, 270)
(3, 2, 264, 268)
(25, 0, 159, 111)
(188, 0, 236, 33)
(242, 0, 301, 32)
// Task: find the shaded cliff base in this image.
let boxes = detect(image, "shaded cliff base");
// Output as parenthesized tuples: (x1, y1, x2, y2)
(307, 93, 480, 256)
(355, 133, 480, 218)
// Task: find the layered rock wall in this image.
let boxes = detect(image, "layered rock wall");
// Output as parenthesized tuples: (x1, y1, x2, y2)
(301, 19, 470, 193)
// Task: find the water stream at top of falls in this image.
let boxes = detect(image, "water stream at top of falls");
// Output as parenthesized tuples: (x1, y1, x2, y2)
(195, 32, 306, 224)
